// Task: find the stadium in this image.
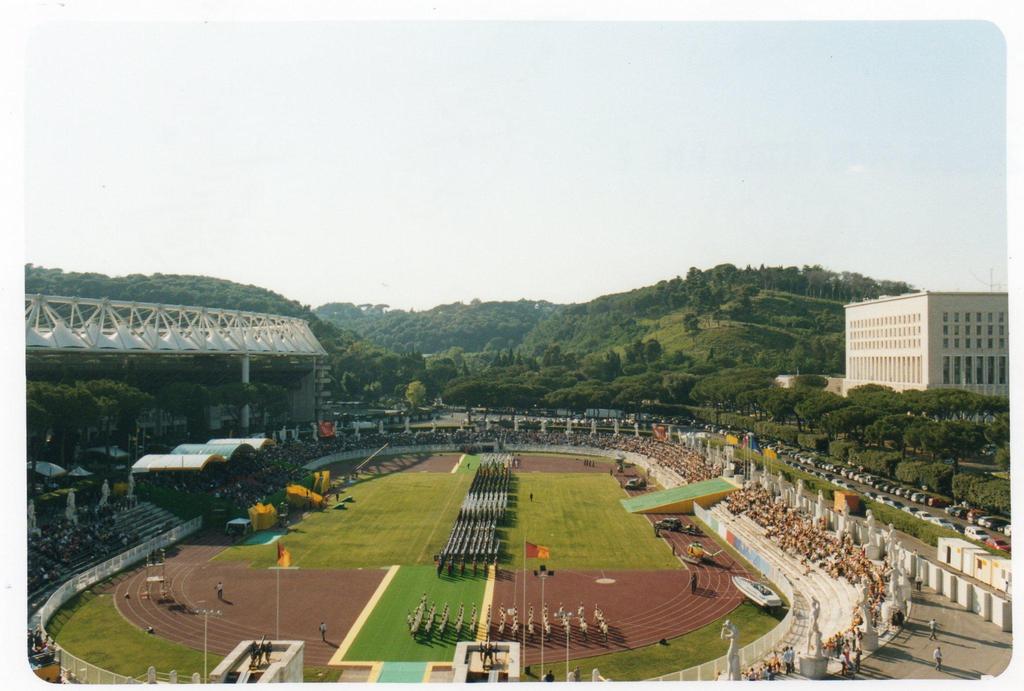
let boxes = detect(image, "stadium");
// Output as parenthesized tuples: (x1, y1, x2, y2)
(26, 295, 1007, 685)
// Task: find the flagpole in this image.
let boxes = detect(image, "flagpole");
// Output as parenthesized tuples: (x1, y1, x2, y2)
(522, 530, 527, 675)
(276, 565, 280, 639)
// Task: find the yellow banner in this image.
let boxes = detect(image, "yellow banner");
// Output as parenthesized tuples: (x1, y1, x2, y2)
(764, 448, 777, 461)
(725, 434, 740, 446)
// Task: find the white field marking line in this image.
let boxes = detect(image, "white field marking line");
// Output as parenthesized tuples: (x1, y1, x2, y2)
(451, 454, 466, 474)
(414, 471, 469, 564)
(328, 565, 400, 665)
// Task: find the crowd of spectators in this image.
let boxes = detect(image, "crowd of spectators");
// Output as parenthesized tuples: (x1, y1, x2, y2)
(724, 485, 889, 629)
(28, 503, 140, 597)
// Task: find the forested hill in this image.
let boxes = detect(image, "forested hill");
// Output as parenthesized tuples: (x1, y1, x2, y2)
(514, 264, 914, 375)
(25, 265, 310, 318)
(315, 299, 561, 354)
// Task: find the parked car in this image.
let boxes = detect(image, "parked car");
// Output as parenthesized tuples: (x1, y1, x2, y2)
(902, 505, 919, 516)
(946, 506, 966, 518)
(910, 492, 926, 503)
(927, 497, 950, 509)
(1003, 524, 1012, 537)
(985, 537, 1011, 553)
(916, 512, 933, 522)
(964, 526, 990, 541)
(930, 517, 958, 531)
(966, 509, 986, 524)
(984, 518, 1009, 532)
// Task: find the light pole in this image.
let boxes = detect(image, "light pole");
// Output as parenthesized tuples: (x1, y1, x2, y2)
(532, 565, 554, 680)
(269, 565, 299, 639)
(197, 608, 222, 682)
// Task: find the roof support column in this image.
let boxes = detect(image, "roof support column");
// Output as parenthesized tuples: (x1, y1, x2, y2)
(241, 354, 251, 433)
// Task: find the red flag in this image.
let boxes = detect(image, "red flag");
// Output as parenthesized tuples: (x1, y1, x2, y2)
(318, 421, 335, 438)
(277, 541, 291, 567)
(525, 542, 550, 559)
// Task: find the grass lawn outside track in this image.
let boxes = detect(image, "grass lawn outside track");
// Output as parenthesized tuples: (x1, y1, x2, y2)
(215, 471, 472, 568)
(343, 566, 487, 662)
(48, 590, 219, 680)
(531, 601, 784, 681)
(505, 474, 679, 570)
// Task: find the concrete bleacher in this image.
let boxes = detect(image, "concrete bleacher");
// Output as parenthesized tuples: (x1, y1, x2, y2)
(28, 501, 181, 609)
(708, 504, 860, 653)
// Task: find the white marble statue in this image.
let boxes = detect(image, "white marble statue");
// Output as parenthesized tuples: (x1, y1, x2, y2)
(127, 472, 135, 502)
(633, 422, 639, 437)
(865, 508, 876, 535)
(591, 419, 597, 435)
(720, 619, 741, 680)
(541, 419, 547, 433)
(378, 419, 385, 434)
(514, 418, 520, 432)
(99, 479, 110, 508)
(613, 419, 619, 435)
(65, 488, 77, 525)
(28, 500, 37, 534)
(404, 416, 411, 433)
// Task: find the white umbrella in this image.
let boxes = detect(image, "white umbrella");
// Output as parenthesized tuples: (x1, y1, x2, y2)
(68, 465, 94, 477)
(31, 461, 67, 478)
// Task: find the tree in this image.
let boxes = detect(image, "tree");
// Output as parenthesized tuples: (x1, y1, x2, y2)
(405, 380, 427, 410)
(792, 374, 828, 390)
(158, 382, 211, 440)
(683, 313, 701, 336)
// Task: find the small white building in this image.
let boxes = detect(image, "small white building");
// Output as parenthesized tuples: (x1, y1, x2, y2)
(843, 291, 1008, 397)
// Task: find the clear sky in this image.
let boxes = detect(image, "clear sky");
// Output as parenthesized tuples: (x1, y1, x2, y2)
(25, 21, 1007, 310)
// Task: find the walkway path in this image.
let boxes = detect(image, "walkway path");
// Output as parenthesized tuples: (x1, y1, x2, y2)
(854, 587, 1011, 680)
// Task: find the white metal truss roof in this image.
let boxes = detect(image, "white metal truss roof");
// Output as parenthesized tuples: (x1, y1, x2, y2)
(25, 294, 326, 356)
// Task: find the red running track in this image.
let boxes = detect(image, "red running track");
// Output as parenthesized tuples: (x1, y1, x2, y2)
(112, 533, 386, 667)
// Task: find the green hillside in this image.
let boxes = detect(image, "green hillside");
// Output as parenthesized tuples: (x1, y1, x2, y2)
(315, 299, 560, 354)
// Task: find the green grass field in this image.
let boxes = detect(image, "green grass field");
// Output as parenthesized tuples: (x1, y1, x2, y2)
(343, 566, 487, 662)
(215, 471, 472, 568)
(543, 602, 784, 681)
(505, 474, 679, 570)
(49, 590, 219, 679)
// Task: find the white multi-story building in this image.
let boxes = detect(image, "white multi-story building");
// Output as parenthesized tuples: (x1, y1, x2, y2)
(843, 292, 1009, 397)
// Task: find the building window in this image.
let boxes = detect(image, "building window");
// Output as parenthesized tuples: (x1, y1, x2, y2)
(999, 325, 1005, 336)
(988, 325, 993, 335)
(1000, 338, 1005, 349)
(976, 357, 983, 384)
(954, 312, 960, 322)
(954, 325, 960, 336)
(943, 325, 948, 335)
(954, 356, 962, 384)
(954, 338, 959, 348)
(965, 357, 973, 384)
(999, 356, 1006, 385)
(976, 325, 981, 335)
(977, 339, 982, 349)
(943, 356, 950, 384)
(977, 312, 982, 322)
(966, 312, 971, 322)
(988, 312, 993, 322)
(943, 338, 949, 348)
(988, 338, 994, 349)
(943, 312, 949, 322)
(999, 312, 1004, 322)
(988, 356, 995, 385)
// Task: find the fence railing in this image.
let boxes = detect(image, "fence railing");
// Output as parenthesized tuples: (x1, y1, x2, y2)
(32, 515, 203, 683)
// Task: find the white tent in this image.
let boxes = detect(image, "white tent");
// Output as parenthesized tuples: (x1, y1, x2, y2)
(207, 437, 276, 450)
(31, 461, 67, 478)
(68, 465, 94, 477)
(131, 454, 227, 473)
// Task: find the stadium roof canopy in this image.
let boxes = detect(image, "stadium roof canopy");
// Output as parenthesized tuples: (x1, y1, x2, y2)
(131, 454, 226, 473)
(25, 294, 326, 356)
(207, 437, 276, 449)
(170, 442, 257, 459)
(620, 477, 740, 514)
